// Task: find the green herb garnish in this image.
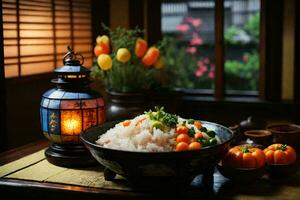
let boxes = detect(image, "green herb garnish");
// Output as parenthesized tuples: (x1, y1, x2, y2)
(145, 106, 178, 127)
(188, 128, 195, 137)
(188, 119, 195, 124)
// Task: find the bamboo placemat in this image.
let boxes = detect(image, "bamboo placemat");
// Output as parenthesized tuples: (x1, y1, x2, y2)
(0, 149, 131, 191)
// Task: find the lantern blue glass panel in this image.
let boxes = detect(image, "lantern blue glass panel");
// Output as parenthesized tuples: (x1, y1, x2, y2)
(48, 99, 61, 110)
(41, 98, 50, 107)
(41, 108, 48, 132)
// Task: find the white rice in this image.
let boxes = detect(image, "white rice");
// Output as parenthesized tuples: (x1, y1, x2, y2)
(95, 114, 221, 152)
(96, 114, 177, 152)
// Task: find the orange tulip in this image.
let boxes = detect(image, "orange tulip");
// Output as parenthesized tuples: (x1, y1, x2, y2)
(135, 38, 148, 58)
(142, 47, 160, 67)
(94, 42, 110, 57)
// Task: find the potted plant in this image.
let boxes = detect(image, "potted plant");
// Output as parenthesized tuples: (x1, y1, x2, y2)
(91, 25, 164, 120)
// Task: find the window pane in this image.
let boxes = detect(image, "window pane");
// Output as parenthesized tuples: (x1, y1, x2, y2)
(161, 0, 215, 90)
(224, 0, 260, 93)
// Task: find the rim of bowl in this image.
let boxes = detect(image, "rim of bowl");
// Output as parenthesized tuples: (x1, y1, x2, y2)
(244, 130, 272, 137)
(266, 123, 300, 134)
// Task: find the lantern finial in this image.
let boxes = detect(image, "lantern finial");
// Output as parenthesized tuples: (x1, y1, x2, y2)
(63, 46, 84, 66)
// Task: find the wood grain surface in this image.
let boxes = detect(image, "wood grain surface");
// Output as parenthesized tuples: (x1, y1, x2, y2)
(1, 140, 300, 200)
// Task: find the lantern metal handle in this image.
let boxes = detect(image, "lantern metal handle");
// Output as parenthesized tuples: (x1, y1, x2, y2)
(63, 46, 84, 65)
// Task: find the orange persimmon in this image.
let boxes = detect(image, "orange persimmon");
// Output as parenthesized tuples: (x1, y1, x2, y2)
(223, 145, 266, 168)
(264, 144, 296, 165)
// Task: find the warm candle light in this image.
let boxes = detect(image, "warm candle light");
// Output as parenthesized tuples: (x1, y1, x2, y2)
(64, 119, 80, 133)
(61, 111, 82, 135)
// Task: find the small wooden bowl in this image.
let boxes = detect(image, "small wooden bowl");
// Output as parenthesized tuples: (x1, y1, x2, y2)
(267, 159, 300, 179)
(217, 162, 266, 183)
(244, 130, 273, 148)
(266, 123, 300, 153)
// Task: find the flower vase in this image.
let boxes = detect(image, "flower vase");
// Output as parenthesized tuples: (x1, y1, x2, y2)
(106, 90, 146, 121)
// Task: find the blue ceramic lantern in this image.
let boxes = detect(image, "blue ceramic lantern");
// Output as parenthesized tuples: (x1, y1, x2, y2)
(40, 47, 105, 167)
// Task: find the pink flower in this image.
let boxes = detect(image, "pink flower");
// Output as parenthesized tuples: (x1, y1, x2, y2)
(197, 60, 204, 68)
(197, 60, 208, 71)
(191, 18, 202, 28)
(208, 71, 215, 79)
(195, 60, 208, 78)
(176, 24, 189, 33)
(185, 17, 194, 23)
(195, 69, 204, 77)
(190, 32, 203, 46)
(186, 47, 197, 54)
(202, 65, 208, 73)
(203, 58, 209, 64)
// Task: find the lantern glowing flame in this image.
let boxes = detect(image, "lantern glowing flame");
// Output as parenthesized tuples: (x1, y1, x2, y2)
(62, 119, 81, 134)
(61, 110, 82, 135)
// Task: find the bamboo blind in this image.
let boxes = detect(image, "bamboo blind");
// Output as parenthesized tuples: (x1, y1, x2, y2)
(2, 0, 93, 78)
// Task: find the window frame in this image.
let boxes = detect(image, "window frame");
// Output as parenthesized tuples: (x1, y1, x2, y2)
(0, 0, 7, 151)
(152, 0, 285, 101)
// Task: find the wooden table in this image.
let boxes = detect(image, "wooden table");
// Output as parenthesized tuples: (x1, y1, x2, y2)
(1, 140, 300, 200)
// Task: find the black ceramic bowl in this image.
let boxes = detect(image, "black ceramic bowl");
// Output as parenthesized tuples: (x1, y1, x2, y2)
(80, 120, 234, 186)
(217, 162, 266, 183)
(267, 159, 300, 179)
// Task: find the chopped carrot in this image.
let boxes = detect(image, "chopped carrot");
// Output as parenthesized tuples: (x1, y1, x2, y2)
(122, 120, 131, 127)
(194, 133, 203, 140)
(136, 117, 146, 126)
(194, 121, 202, 129)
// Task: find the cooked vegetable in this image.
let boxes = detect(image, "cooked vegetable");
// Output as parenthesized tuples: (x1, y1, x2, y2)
(200, 127, 207, 132)
(223, 145, 266, 168)
(198, 138, 210, 147)
(176, 142, 189, 151)
(144, 107, 220, 151)
(176, 126, 188, 135)
(188, 119, 195, 124)
(176, 134, 190, 144)
(122, 120, 131, 127)
(264, 144, 296, 165)
(194, 121, 202, 129)
(194, 133, 203, 140)
(145, 107, 178, 127)
(135, 117, 146, 126)
(151, 120, 164, 130)
(188, 127, 195, 137)
(207, 130, 216, 137)
(209, 138, 218, 145)
(188, 142, 202, 150)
